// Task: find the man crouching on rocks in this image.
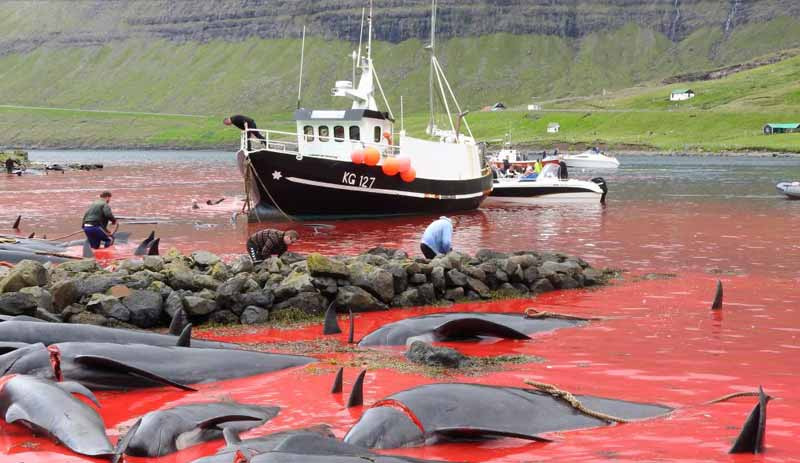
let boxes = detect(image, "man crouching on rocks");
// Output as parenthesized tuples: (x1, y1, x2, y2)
(247, 229, 299, 263)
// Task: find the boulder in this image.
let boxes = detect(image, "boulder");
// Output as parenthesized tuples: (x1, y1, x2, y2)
(523, 266, 540, 284)
(50, 278, 79, 311)
(431, 266, 446, 292)
(530, 278, 555, 293)
(417, 283, 436, 304)
(86, 294, 130, 322)
(76, 275, 123, 298)
(164, 291, 184, 318)
(347, 261, 394, 303)
(311, 276, 338, 296)
(509, 254, 538, 269)
(191, 250, 220, 267)
(239, 291, 275, 311)
(210, 262, 231, 281)
(34, 307, 62, 323)
(405, 341, 471, 369)
(272, 292, 327, 315)
(162, 262, 198, 291)
(466, 277, 490, 298)
(280, 252, 306, 265)
(123, 289, 163, 328)
(230, 256, 254, 274)
(475, 249, 509, 261)
(445, 269, 467, 287)
(119, 259, 145, 273)
(391, 288, 419, 307)
(183, 295, 218, 316)
(58, 259, 100, 274)
(209, 310, 239, 325)
(409, 273, 427, 285)
(143, 256, 164, 272)
(240, 305, 270, 325)
(307, 253, 349, 279)
(69, 311, 108, 326)
(443, 287, 465, 301)
(582, 268, 603, 286)
(386, 264, 408, 294)
(558, 275, 582, 290)
(461, 266, 486, 281)
(0, 260, 47, 293)
(0, 292, 37, 316)
(275, 271, 315, 300)
(192, 274, 220, 290)
(19, 286, 53, 312)
(335, 285, 388, 312)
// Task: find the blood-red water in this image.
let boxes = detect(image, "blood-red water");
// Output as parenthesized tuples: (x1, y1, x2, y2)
(1, 153, 799, 462)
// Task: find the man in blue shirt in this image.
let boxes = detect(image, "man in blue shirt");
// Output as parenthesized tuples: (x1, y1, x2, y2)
(420, 216, 453, 259)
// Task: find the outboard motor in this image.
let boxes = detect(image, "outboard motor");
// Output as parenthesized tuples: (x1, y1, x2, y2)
(591, 177, 608, 204)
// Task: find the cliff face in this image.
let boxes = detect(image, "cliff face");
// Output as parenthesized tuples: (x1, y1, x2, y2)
(2, 0, 799, 53)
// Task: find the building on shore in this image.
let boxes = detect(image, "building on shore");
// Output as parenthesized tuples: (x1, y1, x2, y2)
(669, 89, 695, 101)
(763, 123, 800, 135)
(547, 122, 560, 133)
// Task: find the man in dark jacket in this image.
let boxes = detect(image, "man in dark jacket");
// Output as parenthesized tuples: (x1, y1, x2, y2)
(247, 229, 299, 263)
(82, 191, 117, 248)
(224, 114, 266, 150)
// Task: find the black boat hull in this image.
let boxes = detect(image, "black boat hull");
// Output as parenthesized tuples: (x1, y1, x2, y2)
(248, 150, 493, 218)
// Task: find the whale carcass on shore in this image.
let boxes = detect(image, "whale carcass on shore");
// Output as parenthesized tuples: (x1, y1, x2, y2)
(358, 312, 587, 346)
(0, 342, 316, 390)
(344, 383, 672, 449)
(0, 374, 115, 458)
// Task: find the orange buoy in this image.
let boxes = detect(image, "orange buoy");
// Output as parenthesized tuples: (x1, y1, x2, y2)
(382, 157, 400, 176)
(364, 147, 380, 166)
(351, 149, 365, 164)
(383, 131, 392, 144)
(395, 156, 411, 174)
(400, 166, 416, 182)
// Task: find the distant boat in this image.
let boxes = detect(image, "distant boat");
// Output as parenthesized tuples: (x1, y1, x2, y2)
(776, 181, 800, 199)
(487, 163, 608, 203)
(546, 149, 620, 169)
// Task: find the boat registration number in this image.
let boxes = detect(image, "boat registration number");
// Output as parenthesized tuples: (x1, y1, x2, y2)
(342, 172, 376, 189)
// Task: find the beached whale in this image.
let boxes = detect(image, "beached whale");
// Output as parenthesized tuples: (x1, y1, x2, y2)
(358, 312, 587, 346)
(190, 426, 336, 463)
(120, 402, 279, 457)
(343, 383, 672, 449)
(0, 320, 235, 349)
(0, 342, 316, 390)
(0, 374, 114, 458)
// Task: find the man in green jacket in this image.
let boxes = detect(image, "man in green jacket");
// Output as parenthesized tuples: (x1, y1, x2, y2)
(82, 191, 117, 248)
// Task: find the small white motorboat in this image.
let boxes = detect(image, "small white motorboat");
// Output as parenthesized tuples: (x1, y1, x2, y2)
(561, 149, 620, 169)
(487, 163, 608, 203)
(776, 181, 800, 199)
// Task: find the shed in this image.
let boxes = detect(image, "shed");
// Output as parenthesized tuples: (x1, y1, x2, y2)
(547, 123, 560, 133)
(763, 123, 800, 135)
(670, 89, 695, 101)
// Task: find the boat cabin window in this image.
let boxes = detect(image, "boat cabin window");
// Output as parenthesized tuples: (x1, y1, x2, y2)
(349, 126, 360, 141)
(334, 126, 344, 142)
(319, 126, 329, 142)
(374, 126, 382, 143)
(303, 125, 314, 142)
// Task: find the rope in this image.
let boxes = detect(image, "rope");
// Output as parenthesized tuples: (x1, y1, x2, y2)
(246, 157, 295, 222)
(523, 379, 630, 423)
(40, 230, 84, 241)
(704, 391, 772, 405)
(523, 307, 601, 321)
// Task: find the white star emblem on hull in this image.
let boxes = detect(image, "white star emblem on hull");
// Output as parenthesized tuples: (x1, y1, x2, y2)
(272, 171, 282, 180)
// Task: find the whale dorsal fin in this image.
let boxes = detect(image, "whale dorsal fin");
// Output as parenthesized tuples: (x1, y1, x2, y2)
(198, 414, 267, 430)
(169, 308, 188, 336)
(147, 238, 160, 256)
(112, 417, 142, 463)
(323, 302, 341, 335)
(346, 369, 366, 408)
(73, 355, 196, 391)
(56, 381, 102, 408)
(729, 386, 769, 454)
(176, 323, 192, 347)
(133, 231, 155, 256)
(433, 318, 531, 341)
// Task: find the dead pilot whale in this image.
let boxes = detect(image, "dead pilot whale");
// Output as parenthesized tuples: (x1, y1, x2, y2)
(358, 312, 587, 346)
(0, 374, 114, 458)
(343, 383, 671, 449)
(189, 425, 336, 463)
(0, 342, 316, 390)
(119, 401, 280, 457)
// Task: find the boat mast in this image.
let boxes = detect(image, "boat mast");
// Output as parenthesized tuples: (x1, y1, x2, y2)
(297, 25, 306, 110)
(427, 0, 436, 135)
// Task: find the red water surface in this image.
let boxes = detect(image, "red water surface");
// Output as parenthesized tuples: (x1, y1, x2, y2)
(1, 161, 799, 462)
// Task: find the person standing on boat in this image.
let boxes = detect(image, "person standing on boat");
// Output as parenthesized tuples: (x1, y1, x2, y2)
(224, 114, 266, 150)
(82, 191, 117, 249)
(420, 216, 454, 259)
(246, 229, 299, 263)
(5, 157, 18, 175)
(558, 159, 569, 180)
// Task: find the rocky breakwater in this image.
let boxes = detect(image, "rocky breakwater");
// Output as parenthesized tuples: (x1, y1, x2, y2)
(0, 247, 610, 328)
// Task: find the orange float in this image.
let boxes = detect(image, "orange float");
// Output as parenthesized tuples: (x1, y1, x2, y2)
(381, 157, 400, 176)
(383, 131, 392, 144)
(363, 147, 380, 166)
(400, 167, 416, 182)
(395, 156, 411, 174)
(350, 149, 365, 164)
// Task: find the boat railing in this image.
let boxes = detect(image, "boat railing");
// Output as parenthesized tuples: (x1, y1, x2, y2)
(241, 128, 402, 158)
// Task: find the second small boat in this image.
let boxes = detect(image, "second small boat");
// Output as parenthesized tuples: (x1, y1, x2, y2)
(487, 164, 608, 203)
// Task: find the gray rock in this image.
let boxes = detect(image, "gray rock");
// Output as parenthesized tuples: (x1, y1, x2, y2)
(509, 254, 537, 269)
(306, 253, 349, 279)
(348, 261, 394, 303)
(69, 311, 108, 326)
(164, 291, 184, 318)
(76, 275, 123, 298)
(356, 253, 389, 268)
(240, 305, 270, 325)
(0, 260, 47, 293)
(34, 307, 62, 323)
(417, 283, 436, 304)
(275, 271, 315, 300)
(403, 262, 421, 276)
(57, 259, 100, 274)
(163, 262, 198, 291)
(409, 273, 427, 285)
(558, 275, 582, 290)
(191, 250, 221, 267)
(50, 278, 78, 311)
(335, 285, 387, 312)
(239, 291, 274, 310)
(510, 264, 525, 284)
(530, 278, 555, 293)
(210, 262, 232, 281)
(429, 257, 452, 271)
(243, 278, 260, 293)
(216, 274, 248, 309)
(311, 276, 338, 296)
(466, 277, 490, 298)
(523, 266, 540, 284)
(582, 268, 603, 286)
(494, 270, 509, 283)
(183, 295, 218, 316)
(476, 249, 509, 261)
(230, 256, 254, 274)
(392, 288, 419, 307)
(272, 292, 327, 315)
(123, 289, 164, 328)
(444, 287, 465, 301)
(478, 261, 497, 275)
(0, 292, 37, 316)
(87, 294, 131, 322)
(19, 286, 53, 312)
(445, 269, 467, 287)
(386, 264, 408, 294)
(431, 266, 446, 292)
(119, 259, 145, 273)
(405, 341, 471, 368)
(209, 309, 240, 325)
(461, 266, 486, 282)
(280, 252, 306, 265)
(192, 274, 220, 290)
(143, 255, 164, 272)
(540, 260, 581, 276)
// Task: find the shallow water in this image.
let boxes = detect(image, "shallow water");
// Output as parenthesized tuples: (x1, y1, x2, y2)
(1, 151, 799, 462)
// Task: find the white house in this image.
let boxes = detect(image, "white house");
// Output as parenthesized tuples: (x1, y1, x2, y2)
(527, 104, 541, 111)
(547, 122, 560, 133)
(670, 89, 695, 101)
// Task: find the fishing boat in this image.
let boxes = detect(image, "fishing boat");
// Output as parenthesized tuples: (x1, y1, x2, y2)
(776, 181, 800, 199)
(487, 163, 608, 203)
(239, 0, 492, 219)
(558, 149, 620, 169)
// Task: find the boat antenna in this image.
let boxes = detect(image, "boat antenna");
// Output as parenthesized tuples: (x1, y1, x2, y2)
(427, 0, 437, 135)
(367, 0, 373, 62)
(356, 7, 365, 67)
(400, 95, 405, 133)
(297, 25, 306, 110)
